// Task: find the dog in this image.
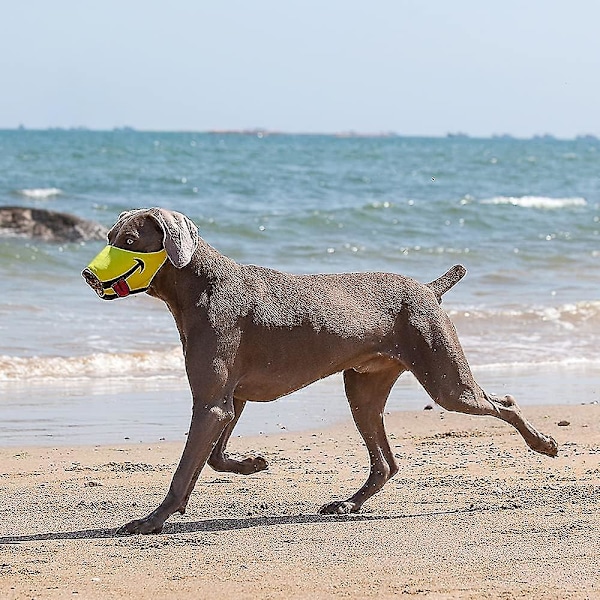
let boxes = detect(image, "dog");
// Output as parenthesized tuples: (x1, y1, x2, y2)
(82, 208, 558, 534)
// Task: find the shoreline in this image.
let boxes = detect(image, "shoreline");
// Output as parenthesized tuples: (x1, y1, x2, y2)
(1, 403, 598, 599)
(1, 362, 599, 447)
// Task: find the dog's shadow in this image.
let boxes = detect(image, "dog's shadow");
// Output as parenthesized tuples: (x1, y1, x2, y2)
(0, 508, 473, 545)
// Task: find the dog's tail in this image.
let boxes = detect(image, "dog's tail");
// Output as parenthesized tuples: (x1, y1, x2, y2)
(426, 264, 466, 304)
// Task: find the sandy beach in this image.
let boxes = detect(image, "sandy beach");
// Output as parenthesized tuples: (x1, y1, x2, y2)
(1, 403, 598, 599)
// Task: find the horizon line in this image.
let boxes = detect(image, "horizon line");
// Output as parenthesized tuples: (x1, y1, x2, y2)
(1, 125, 599, 142)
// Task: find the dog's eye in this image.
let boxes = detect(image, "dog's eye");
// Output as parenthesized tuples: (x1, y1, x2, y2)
(126, 238, 134, 245)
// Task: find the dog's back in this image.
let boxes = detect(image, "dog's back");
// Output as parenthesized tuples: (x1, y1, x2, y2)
(202, 263, 438, 338)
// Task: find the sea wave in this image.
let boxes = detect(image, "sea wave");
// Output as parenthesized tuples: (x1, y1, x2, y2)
(475, 355, 600, 372)
(479, 196, 587, 209)
(15, 188, 63, 199)
(449, 300, 600, 330)
(2, 299, 599, 384)
(447, 300, 600, 368)
(0, 347, 185, 383)
(1, 347, 598, 388)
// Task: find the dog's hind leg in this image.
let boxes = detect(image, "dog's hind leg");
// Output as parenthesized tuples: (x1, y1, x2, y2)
(208, 397, 268, 474)
(436, 386, 557, 457)
(320, 364, 403, 515)
(405, 311, 558, 457)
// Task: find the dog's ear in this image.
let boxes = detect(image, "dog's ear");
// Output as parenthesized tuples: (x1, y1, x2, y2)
(148, 208, 200, 268)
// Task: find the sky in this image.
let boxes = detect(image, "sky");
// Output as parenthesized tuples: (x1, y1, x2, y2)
(1, 1, 599, 137)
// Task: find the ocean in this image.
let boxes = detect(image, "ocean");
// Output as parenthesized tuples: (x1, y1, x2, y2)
(1, 130, 599, 445)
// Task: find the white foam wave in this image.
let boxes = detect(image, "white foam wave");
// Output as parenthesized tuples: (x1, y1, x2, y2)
(449, 300, 600, 328)
(475, 355, 600, 371)
(480, 195, 587, 209)
(17, 187, 63, 199)
(0, 348, 185, 383)
(1, 344, 599, 389)
(447, 301, 600, 368)
(2, 302, 599, 384)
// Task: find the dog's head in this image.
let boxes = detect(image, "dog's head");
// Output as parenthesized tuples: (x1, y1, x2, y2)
(81, 207, 199, 300)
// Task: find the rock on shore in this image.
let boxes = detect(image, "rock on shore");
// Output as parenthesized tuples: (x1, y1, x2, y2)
(0, 206, 107, 242)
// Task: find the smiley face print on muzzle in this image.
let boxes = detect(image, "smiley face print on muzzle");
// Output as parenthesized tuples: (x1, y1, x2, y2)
(82, 245, 167, 299)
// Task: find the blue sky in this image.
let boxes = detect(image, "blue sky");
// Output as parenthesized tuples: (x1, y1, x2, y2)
(1, 1, 598, 137)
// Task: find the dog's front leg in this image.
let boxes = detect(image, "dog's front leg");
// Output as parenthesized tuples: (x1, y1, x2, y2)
(209, 397, 268, 474)
(117, 396, 234, 535)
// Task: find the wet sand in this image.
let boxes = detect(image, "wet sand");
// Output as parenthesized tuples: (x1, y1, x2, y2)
(1, 403, 599, 599)
(1, 363, 598, 446)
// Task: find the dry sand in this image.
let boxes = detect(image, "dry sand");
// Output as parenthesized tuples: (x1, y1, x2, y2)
(1, 404, 599, 599)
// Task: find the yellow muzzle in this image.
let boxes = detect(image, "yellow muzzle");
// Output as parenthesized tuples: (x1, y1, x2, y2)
(82, 245, 167, 300)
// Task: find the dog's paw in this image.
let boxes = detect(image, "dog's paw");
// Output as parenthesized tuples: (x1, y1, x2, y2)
(243, 455, 268, 473)
(319, 500, 359, 515)
(530, 434, 559, 458)
(228, 455, 268, 474)
(210, 454, 268, 475)
(115, 517, 164, 535)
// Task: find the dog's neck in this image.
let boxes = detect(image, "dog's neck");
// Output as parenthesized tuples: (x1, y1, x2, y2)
(146, 238, 239, 329)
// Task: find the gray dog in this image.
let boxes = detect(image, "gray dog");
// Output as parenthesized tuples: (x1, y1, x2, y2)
(82, 208, 558, 534)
